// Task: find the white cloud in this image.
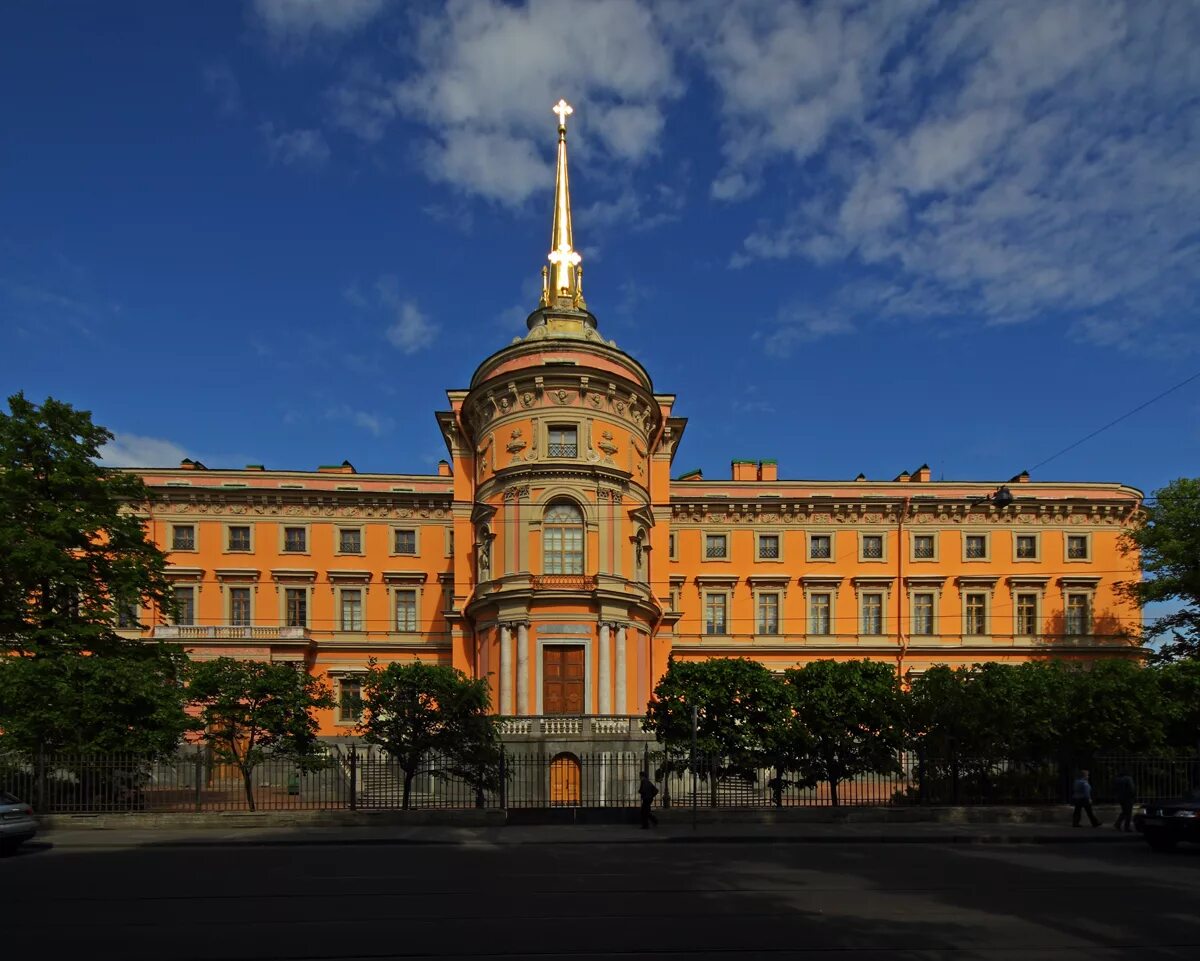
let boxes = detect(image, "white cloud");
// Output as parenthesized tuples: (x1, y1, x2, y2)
(327, 0, 678, 205)
(259, 122, 331, 167)
(202, 63, 242, 117)
(699, 0, 1200, 352)
(253, 0, 387, 41)
(370, 276, 437, 354)
(97, 432, 189, 468)
(325, 404, 391, 436)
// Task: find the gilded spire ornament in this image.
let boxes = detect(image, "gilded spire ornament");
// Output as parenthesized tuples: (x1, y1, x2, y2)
(545, 99, 585, 310)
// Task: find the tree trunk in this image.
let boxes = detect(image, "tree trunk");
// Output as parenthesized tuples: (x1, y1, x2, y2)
(240, 765, 256, 812)
(771, 766, 784, 808)
(402, 770, 415, 810)
(829, 777, 839, 807)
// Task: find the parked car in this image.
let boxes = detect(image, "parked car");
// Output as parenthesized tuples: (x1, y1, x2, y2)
(0, 791, 37, 855)
(1134, 795, 1200, 851)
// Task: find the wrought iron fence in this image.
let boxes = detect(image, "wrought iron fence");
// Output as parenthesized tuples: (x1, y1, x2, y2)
(4, 747, 1198, 814)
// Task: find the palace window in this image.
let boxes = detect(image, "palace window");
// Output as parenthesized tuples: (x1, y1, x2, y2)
(283, 527, 306, 553)
(757, 593, 779, 635)
(861, 535, 884, 560)
(705, 534, 728, 559)
(171, 525, 195, 551)
(1016, 593, 1038, 636)
(395, 589, 417, 632)
(704, 593, 727, 635)
(548, 426, 578, 458)
(339, 528, 362, 554)
(912, 593, 934, 636)
(861, 593, 883, 635)
(810, 534, 832, 560)
(1067, 535, 1090, 560)
(543, 502, 584, 575)
(1016, 535, 1038, 560)
(913, 535, 935, 559)
(668, 532, 677, 560)
(1065, 593, 1091, 635)
(394, 529, 417, 555)
(285, 588, 307, 628)
(964, 593, 988, 635)
(172, 586, 195, 627)
(338, 677, 363, 724)
(965, 535, 988, 560)
(340, 589, 363, 632)
(809, 593, 831, 635)
(758, 534, 780, 560)
(229, 587, 251, 627)
(117, 597, 139, 630)
(228, 526, 251, 552)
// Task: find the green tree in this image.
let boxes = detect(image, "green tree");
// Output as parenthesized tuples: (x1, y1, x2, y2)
(643, 657, 785, 804)
(1121, 477, 1200, 661)
(1056, 659, 1165, 759)
(784, 659, 905, 806)
(358, 661, 500, 809)
(1155, 660, 1200, 751)
(0, 392, 172, 656)
(187, 658, 334, 811)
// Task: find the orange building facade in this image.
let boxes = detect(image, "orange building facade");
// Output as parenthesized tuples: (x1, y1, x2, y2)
(120, 103, 1143, 743)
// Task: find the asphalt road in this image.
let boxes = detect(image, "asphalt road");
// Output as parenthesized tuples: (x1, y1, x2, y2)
(3, 835, 1199, 960)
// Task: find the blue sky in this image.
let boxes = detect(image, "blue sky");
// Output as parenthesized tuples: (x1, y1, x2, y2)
(1, 0, 1197, 498)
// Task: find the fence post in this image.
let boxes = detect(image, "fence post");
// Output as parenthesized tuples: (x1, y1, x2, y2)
(917, 745, 927, 805)
(349, 744, 358, 811)
(194, 748, 203, 813)
(36, 746, 47, 815)
(499, 749, 507, 810)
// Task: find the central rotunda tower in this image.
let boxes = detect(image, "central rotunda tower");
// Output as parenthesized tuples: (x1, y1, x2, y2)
(435, 101, 685, 737)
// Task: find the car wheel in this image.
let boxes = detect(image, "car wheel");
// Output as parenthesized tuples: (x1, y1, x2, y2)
(1145, 831, 1177, 852)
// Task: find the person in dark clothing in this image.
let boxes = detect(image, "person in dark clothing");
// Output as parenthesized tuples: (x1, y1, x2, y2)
(1071, 769, 1101, 827)
(1113, 771, 1137, 832)
(638, 771, 659, 829)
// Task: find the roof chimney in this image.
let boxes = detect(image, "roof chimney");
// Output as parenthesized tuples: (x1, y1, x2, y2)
(731, 460, 758, 481)
(437, 460, 452, 477)
(895, 470, 911, 483)
(914, 464, 931, 482)
(319, 460, 357, 475)
(1011, 470, 1031, 483)
(759, 460, 778, 481)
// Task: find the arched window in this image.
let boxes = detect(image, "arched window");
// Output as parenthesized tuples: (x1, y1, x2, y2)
(543, 501, 584, 574)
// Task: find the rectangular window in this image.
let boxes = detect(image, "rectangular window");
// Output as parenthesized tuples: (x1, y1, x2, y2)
(1015, 535, 1038, 560)
(809, 593, 831, 635)
(704, 593, 727, 635)
(228, 526, 251, 552)
(117, 597, 139, 630)
(705, 534, 728, 559)
(1067, 535, 1089, 560)
(171, 525, 195, 551)
(548, 426, 578, 458)
(758, 534, 780, 560)
(862, 535, 883, 559)
(173, 586, 195, 626)
(965, 593, 988, 635)
(285, 588, 307, 628)
(913, 535, 935, 559)
(1065, 593, 1090, 634)
(394, 529, 417, 555)
(1016, 593, 1038, 636)
(757, 593, 780, 635)
(339, 528, 362, 554)
(965, 535, 987, 559)
(229, 587, 251, 626)
(669, 587, 680, 612)
(395, 589, 417, 632)
(912, 593, 934, 636)
(668, 532, 677, 559)
(340, 589, 363, 631)
(338, 677, 362, 724)
(861, 593, 883, 635)
(283, 527, 307, 553)
(810, 534, 831, 560)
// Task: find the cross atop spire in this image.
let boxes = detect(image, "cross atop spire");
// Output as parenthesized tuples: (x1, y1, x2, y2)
(542, 99, 585, 311)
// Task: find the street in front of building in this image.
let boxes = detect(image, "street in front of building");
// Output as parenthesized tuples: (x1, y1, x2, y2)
(4, 831, 1199, 960)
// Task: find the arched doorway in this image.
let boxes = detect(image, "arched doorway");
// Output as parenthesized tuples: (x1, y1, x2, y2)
(549, 752, 582, 806)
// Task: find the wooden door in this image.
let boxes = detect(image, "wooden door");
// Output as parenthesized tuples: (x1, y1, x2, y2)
(549, 753, 581, 806)
(543, 645, 585, 715)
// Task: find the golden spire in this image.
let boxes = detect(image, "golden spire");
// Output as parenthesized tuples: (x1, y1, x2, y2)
(544, 98, 585, 310)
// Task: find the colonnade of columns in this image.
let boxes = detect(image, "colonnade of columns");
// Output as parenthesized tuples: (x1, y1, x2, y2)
(497, 620, 630, 716)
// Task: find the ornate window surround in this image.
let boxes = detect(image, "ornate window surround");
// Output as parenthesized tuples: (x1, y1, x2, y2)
(957, 575, 999, 637)
(801, 575, 842, 636)
(1064, 532, 1093, 563)
(1012, 531, 1041, 563)
(389, 525, 420, 557)
(1008, 575, 1049, 639)
(961, 530, 991, 563)
(858, 531, 887, 564)
(755, 530, 784, 564)
(853, 576, 894, 638)
(383, 571, 428, 634)
(905, 575, 946, 638)
(223, 522, 254, 554)
(807, 530, 836, 563)
(909, 531, 939, 563)
(279, 523, 310, 555)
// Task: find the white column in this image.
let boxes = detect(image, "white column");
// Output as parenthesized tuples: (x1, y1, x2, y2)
(499, 623, 513, 715)
(615, 625, 628, 714)
(598, 622, 612, 715)
(516, 622, 530, 716)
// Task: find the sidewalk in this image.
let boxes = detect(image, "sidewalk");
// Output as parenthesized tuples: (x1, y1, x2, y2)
(36, 815, 1145, 851)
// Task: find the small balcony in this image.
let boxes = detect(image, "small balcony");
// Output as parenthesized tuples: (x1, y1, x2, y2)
(530, 574, 598, 591)
(496, 715, 646, 739)
(153, 625, 310, 643)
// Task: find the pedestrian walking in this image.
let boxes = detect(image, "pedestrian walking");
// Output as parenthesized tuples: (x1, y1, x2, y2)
(1071, 769, 1101, 827)
(1113, 771, 1136, 832)
(638, 771, 659, 829)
